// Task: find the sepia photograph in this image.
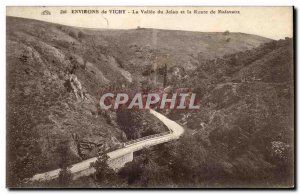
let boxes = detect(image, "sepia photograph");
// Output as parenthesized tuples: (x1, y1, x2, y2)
(6, 6, 294, 188)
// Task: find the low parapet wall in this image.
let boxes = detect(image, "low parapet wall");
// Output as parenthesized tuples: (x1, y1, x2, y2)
(30, 109, 184, 182)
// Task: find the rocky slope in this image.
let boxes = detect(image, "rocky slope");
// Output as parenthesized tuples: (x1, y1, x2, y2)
(6, 16, 271, 187)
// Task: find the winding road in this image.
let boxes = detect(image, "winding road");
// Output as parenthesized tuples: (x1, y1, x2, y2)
(30, 109, 185, 182)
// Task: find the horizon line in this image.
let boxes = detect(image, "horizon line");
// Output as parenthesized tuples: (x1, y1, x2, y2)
(6, 15, 285, 41)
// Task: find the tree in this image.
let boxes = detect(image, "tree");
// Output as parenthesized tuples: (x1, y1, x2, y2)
(78, 31, 85, 39)
(153, 54, 173, 87)
(90, 155, 116, 185)
(58, 167, 72, 187)
(163, 64, 168, 87)
(55, 141, 74, 186)
(116, 107, 141, 140)
(223, 30, 230, 35)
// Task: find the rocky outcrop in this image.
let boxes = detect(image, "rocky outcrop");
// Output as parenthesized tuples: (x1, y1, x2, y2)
(68, 74, 84, 101)
(72, 133, 123, 160)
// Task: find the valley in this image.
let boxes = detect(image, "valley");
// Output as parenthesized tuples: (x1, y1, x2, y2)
(6, 16, 293, 188)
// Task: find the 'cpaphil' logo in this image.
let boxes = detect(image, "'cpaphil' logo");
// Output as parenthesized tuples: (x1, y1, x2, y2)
(99, 88, 200, 110)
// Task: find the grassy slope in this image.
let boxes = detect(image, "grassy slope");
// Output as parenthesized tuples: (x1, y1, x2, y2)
(164, 38, 294, 187)
(6, 16, 271, 186)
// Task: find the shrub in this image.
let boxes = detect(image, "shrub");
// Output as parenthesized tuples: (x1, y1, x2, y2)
(69, 30, 78, 39)
(58, 167, 72, 186)
(223, 30, 230, 35)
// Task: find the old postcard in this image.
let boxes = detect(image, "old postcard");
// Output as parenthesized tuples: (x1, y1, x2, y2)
(6, 6, 294, 188)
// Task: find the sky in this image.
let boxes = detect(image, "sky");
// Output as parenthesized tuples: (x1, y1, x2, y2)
(6, 6, 293, 40)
